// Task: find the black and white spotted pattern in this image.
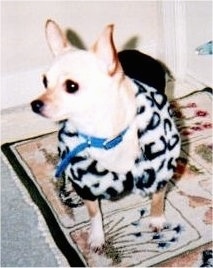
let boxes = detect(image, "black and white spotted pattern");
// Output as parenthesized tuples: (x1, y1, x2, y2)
(57, 80, 180, 201)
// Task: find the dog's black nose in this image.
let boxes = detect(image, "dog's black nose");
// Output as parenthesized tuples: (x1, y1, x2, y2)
(31, 100, 44, 114)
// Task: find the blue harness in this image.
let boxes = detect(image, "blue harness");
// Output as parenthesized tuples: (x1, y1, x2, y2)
(55, 127, 129, 178)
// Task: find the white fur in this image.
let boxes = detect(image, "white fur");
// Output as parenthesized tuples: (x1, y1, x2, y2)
(38, 23, 140, 174)
(88, 212, 105, 250)
(149, 215, 166, 231)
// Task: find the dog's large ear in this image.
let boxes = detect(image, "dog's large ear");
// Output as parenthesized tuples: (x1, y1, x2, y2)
(45, 20, 71, 56)
(90, 25, 121, 76)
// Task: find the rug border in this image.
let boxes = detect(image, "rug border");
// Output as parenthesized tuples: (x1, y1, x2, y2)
(153, 242, 213, 267)
(1, 135, 86, 267)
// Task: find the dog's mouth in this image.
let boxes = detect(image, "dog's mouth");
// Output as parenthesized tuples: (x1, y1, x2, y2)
(31, 99, 69, 122)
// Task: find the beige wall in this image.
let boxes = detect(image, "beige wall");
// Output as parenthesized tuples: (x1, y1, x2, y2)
(2, 2, 212, 109)
(1, 1, 162, 109)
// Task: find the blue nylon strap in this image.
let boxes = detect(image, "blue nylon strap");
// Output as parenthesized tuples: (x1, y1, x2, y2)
(78, 133, 106, 148)
(55, 142, 88, 178)
(55, 127, 129, 178)
(78, 127, 128, 150)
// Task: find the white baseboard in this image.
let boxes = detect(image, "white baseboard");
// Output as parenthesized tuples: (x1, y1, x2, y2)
(170, 74, 210, 100)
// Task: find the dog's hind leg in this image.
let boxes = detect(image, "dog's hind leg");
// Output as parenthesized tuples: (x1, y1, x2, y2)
(84, 199, 105, 251)
(149, 185, 167, 232)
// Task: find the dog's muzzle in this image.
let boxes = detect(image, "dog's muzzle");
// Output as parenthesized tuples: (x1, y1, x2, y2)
(31, 100, 44, 114)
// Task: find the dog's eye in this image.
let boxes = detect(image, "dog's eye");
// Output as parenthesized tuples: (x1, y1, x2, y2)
(43, 75, 48, 88)
(65, 80, 79, 93)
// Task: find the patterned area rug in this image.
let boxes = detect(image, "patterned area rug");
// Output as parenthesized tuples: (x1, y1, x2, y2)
(1, 88, 212, 267)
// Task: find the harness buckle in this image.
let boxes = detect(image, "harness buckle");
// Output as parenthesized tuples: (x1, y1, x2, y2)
(86, 138, 92, 147)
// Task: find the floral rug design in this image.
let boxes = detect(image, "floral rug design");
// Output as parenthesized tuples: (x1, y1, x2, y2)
(1, 88, 212, 267)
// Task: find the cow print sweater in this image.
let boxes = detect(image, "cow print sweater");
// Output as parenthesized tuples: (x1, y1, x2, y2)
(57, 79, 180, 201)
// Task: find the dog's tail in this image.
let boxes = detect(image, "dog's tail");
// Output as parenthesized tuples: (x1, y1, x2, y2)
(118, 49, 174, 95)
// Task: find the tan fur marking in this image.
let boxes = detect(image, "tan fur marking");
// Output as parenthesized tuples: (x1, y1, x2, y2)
(84, 199, 100, 218)
(150, 186, 167, 217)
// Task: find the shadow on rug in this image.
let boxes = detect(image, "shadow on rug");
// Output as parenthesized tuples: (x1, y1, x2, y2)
(1, 88, 212, 267)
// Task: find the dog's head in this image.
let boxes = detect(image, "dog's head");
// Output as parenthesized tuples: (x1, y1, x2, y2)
(31, 20, 125, 122)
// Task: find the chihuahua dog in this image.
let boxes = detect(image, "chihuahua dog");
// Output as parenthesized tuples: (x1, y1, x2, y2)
(31, 20, 180, 251)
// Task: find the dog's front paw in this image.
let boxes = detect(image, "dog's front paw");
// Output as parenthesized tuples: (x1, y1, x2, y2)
(88, 230, 105, 252)
(88, 212, 105, 252)
(149, 215, 166, 232)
